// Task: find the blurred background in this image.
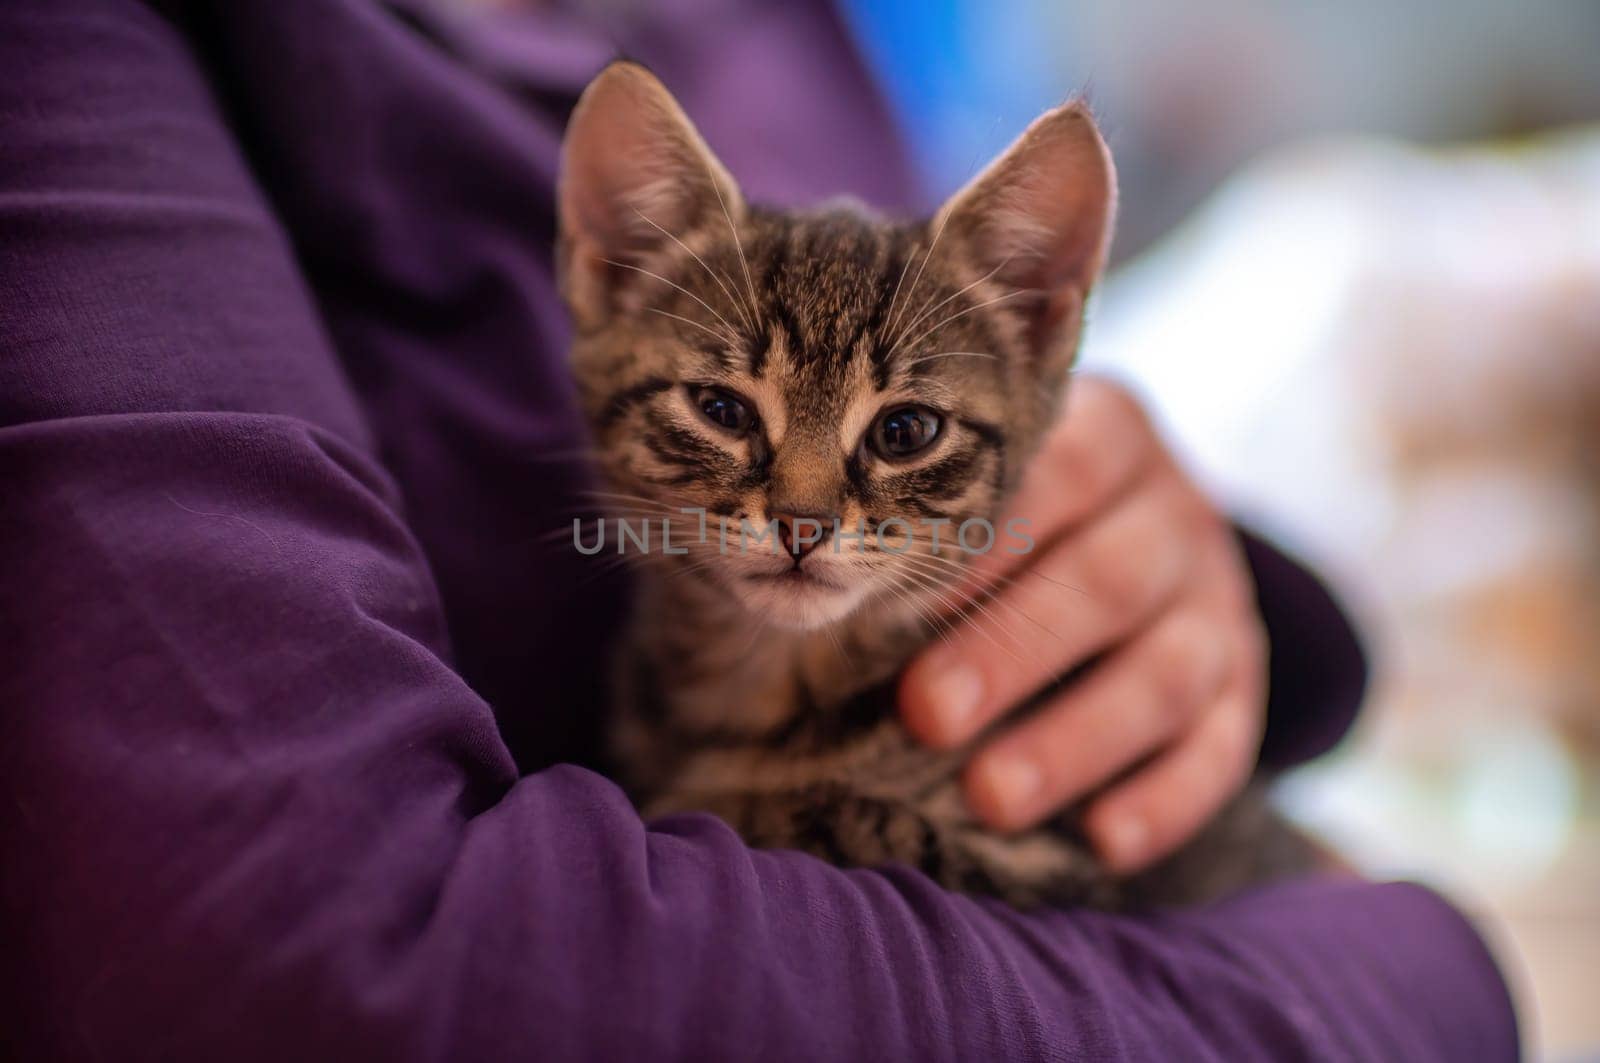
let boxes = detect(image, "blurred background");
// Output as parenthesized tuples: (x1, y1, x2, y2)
(839, 1, 1600, 1056)
(483, 0, 1599, 1053)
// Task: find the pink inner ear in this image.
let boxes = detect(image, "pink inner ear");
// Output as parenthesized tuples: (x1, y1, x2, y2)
(564, 109, 673, 253)
(559, 64, 740, 264)
(997, 171, 1111, 296)
(557, 64, 745, 326)
(941, 104, 1117, 304)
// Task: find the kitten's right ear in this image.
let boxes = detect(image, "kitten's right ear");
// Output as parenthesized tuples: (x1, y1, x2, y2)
(931, 102, 1116, 373)
(558, 61, 743, 329)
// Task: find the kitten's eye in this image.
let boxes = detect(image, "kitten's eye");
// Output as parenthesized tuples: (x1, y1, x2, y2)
(871, 406, 942, 459)
(692, 385, 755, 434)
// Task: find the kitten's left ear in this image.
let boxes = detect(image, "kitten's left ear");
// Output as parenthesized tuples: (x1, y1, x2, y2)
(558, 61, 744, 329)
(932, 102, 1117, 367)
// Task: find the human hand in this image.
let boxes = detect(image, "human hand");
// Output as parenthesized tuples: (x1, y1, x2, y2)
(899, 376, 1268, 873)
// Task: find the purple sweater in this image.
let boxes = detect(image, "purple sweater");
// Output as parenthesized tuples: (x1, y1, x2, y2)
(0, 0, 1517, 1058)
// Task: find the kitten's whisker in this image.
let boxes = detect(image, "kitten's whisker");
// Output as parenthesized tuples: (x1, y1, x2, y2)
(885, 208, 953, 344)
(611, 555, 705, 586)
(573, 494, 679, 511)
(877, 572, 959, 645)
(660, 556, 725, 584)
(897, 553, 1053, 661)
(571, 510, 684, 526)
(735, 612, 769, 657)
(895, 565, 1031, 667)
(601, 257, 742, 344)
(889, 568, 962, 634)
(578, 489, 689, 510)
(889, 113, 1010, 355)
(647, 307, 738, 346)
(632, 207, 755, 334)
(890, 540, 1089, 603)
(885, 257, 1011, 357)
(701, 160, 763, 331)
(897, 552, 1063, 645)
(565, 511, 689, 531)
(934, 561, 1096, 617)
(967, 559, 1094, 602)
(878, 247, 918, 349)
(902, 350, 999, 369)
(566, 503, 685, 522)
(821, 621, 854, 670)
(576, 544, 722, 588)
(900, 288, 1044, 355)
(897, 570, 1026, 667)
(550, 515, 700, 547)
(880, 579, 959, 652)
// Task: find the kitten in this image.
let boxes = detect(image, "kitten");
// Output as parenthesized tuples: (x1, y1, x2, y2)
(557, 62, 1306, 908)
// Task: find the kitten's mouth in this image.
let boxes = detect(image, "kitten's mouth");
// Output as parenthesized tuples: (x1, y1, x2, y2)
(743, 567, 845, 591)
(735, 563, 867, 629)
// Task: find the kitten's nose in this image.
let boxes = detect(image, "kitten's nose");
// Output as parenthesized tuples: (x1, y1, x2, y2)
(772, 509, 836, 561)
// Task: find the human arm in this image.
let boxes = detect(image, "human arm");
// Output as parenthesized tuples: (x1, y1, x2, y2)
(0, 1, 1514, 1059)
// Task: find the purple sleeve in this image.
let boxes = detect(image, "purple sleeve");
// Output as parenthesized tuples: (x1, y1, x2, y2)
(0, 1, 1517, 1059)
(1241, 529, 1372, 770)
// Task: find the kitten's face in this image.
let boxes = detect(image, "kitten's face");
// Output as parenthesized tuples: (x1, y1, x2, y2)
(559, 64, 1115, 630)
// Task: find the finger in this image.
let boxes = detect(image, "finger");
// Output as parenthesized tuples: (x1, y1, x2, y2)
(961, 602, 1233, 831)
(1082, 673, 1266, 873)
(899, 467, 1204, 748)
(966, 375, 1159, 586)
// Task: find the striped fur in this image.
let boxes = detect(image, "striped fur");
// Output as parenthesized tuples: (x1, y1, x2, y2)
(559, 63, 1307, 908)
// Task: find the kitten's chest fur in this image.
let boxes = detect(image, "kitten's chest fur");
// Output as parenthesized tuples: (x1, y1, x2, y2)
(612, 578, 949, 806)
(609, 576, 1307, 910)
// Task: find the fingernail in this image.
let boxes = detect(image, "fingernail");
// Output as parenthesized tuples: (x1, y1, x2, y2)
(976, 756, 1042, 821)
(929, 663, 984, 742)
(1102, 815, 1149, 867)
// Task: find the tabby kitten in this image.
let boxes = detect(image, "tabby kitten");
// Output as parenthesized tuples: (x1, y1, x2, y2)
(558, 62, 1303, 908)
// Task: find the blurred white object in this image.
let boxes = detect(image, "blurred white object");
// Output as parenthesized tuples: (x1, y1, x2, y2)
(1083, 129, 1600, 579)
(1081, 128, 1600, 1056)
